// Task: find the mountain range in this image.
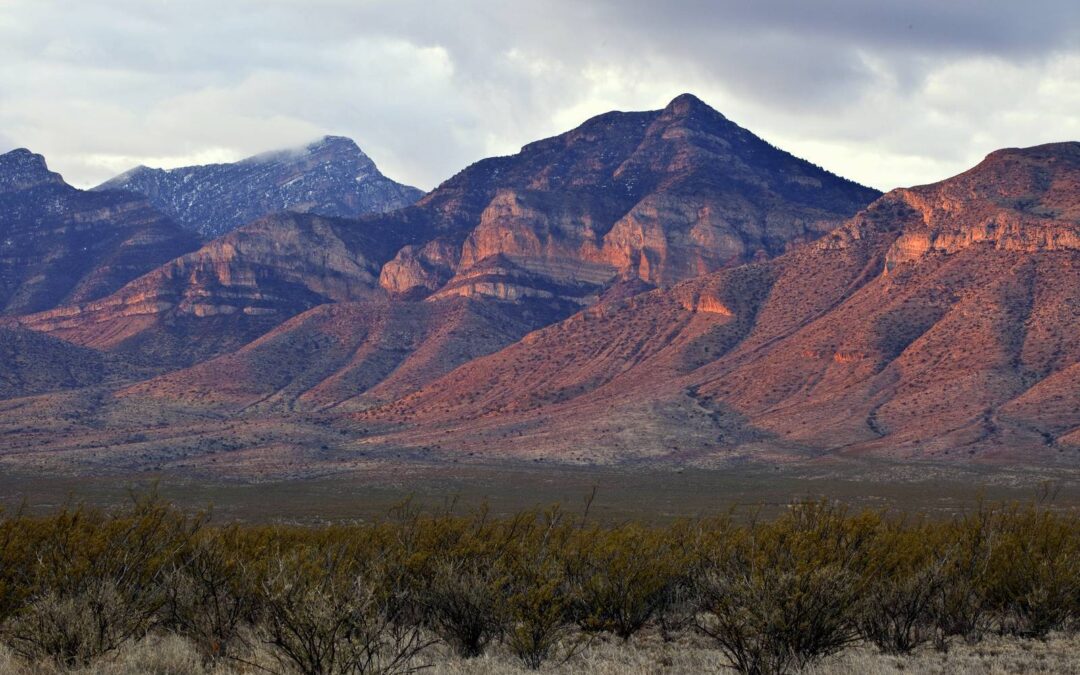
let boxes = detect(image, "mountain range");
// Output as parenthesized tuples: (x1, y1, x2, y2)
(0, 94, 1076, 479)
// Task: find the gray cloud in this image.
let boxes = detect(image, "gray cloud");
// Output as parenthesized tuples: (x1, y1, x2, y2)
(1, 0, 1078, 192)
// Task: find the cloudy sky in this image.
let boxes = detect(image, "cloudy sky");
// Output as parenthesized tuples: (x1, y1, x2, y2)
(2, 1, 1079, 192)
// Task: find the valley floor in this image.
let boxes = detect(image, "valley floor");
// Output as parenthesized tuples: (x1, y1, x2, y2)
(3, 460, 1080, 523)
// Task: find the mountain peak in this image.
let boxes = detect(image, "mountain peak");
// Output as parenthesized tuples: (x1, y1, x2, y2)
(661, 93, 724, 120)
(307, 135, 363, 153)
(243, 135, 373, 170)
(297, 135, 377, 173)
(0, 148, 66, 192)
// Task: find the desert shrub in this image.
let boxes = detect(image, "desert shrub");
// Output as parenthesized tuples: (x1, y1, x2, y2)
(655, 571, 700, 642)
(362, 503, 508, 658)
(1, 493, 1079, 672)
(856, 522, 943, 654)
(162, 527, 259, 663)
(698, 564, 861, 675)
(695, 502, 872, 674)
(500, 509, 580, 670)
(653, 519, 716, 642)
(3, 580, 142, 667)
(257, 546, 430, 675)
(567, 523, 690, 641)
(0, 507, 38, 625)
(0, 494, 200, 667)
(930, 509, 996, 647)
(983, 505, 1080, 639)
(422, 556, 507, 658)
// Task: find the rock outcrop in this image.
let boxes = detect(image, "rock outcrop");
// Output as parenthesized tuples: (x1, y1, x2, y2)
(882, 143, 1080, 269)
(378, 239, 460, 298)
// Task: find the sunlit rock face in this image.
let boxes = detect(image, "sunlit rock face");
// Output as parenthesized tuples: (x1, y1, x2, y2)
(95, 136, 424, 238)
(379, 238, 460, 297)
(0, 148, 199, 315)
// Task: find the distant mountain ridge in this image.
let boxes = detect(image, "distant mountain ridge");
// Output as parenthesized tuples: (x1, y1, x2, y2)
(95, 136, 424, 238)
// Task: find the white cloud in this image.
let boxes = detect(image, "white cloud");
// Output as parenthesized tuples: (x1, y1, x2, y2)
(1, 0, 1078, 192)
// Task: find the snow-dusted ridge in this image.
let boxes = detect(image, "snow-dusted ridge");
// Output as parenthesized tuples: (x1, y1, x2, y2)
(95, 136, 424, 238)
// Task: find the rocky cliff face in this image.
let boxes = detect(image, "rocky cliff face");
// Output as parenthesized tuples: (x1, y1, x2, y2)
(0, 148, 66, 192)
(378, 238, 460, 299)
(0, 149, 200, 315)
(376, 94, 880, 302)
(96, 136, 424, 238)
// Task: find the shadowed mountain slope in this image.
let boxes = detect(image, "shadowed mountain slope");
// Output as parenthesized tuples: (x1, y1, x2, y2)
(0, 149, 199, 315)
(0, 327, 112, 399)
(117, 295, 574, 415)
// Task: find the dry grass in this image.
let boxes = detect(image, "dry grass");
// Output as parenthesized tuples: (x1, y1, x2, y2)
(0, 633, 215, 674)
(1, 631, 1077, 674)
(806, 633, 1080, 674)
